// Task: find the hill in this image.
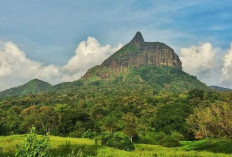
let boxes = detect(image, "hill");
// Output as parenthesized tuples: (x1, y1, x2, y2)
(0, 78, 52, 98)
(210, 86, 232, 91)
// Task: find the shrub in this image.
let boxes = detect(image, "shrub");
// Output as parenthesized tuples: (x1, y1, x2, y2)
(95, 132, 135, 151)
(137, 132, 182, 147)
(160, 135, 180, 147)
(82, 129, 95, 139)
(171, 131, 184, 141)
(15, 127, 50, 157)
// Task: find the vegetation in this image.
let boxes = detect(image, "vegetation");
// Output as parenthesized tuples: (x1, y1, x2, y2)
(95, 132, 135, 151)
(0, 87, 232, 156)
(0, 66, 209, 98)
(0, 134, 232, 157)
(187, 101, 232, 139)
(15, 127, 50, 157)
(0, 64, 231, 156)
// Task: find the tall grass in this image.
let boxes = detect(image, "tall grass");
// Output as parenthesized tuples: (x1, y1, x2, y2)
(0, 135, 231, 157)
(0, 135, 95, 157)
(96, 144, 231, 157)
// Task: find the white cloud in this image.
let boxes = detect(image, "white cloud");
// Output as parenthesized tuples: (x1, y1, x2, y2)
(221, 43, 232, 85)
(180, 42, 217, 77)
(63, 37, 122, 74)
(0, 38, 122, 91)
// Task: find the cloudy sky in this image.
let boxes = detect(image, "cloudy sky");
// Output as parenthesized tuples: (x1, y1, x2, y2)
(0, 0, 232, 91)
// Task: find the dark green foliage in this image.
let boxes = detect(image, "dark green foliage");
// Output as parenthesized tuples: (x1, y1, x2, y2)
(0, 86, 222, 141)
(82, 129, 95, 139)
(96, 132, 135, 151)
(15, 127, 50, 157)
(188, 89, 204, 100)
(137, 132, 183, 147)
(154, 103, 191, 138)
(159, 134, 180, 147)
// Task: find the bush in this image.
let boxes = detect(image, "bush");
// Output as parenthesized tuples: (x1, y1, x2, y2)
(95, 132, 135, 151)
(171, 131, 184, 141)
(137, 132, 182, 147)
(15, 127, 50, 157)
(82, 129, 95, 139)
(160, 135, 180, 147)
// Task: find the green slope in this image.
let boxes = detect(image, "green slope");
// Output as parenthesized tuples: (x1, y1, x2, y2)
(0, 79, 52, 98)
(77, 65, 209, 92)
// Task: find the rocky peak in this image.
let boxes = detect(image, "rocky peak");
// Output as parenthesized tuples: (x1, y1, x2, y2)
(83, 31, 182, 79)
(129, 31, 144, 46)
(101, 31, 182, 69)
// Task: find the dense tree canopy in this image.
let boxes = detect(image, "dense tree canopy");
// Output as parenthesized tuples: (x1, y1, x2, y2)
(0, 84, 231, 142)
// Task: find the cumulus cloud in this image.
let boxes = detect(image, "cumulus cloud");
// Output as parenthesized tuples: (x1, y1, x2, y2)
(63, 37, 122, 75)
(180, 42, 217, 78)
(221, 43, 232, 85)
(0, 38, 122, 91)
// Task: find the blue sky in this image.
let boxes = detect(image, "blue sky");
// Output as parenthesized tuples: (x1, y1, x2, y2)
(1, 0, 231, 65)
(0, 0, 232, 90)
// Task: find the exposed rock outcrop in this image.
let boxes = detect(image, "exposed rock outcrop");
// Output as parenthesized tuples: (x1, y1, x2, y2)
(84, 31, 182, 78)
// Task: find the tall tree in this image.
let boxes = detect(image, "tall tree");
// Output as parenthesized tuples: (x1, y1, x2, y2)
(123, 112, 138, 142)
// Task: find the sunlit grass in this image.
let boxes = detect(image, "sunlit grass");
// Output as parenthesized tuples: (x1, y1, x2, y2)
(97, 144, 231, 157)
(0, 135, 231, 157)
(0, 134, 94, 156)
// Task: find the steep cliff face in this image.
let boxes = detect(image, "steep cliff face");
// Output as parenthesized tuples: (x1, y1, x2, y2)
(101, 32, 182, 69)
(84, 31, 182, 79)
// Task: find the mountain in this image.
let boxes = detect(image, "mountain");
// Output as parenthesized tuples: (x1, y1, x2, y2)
(81, 32, 208, 92)
(210, 86, 232, 91)
(84, 32, 181, 79)
(0, 79, 52, 98)
(101, 32, 181, 69)
(0, 32, 209, 98)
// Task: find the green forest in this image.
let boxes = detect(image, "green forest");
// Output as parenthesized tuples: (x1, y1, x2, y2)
(1, 83, 232, 156)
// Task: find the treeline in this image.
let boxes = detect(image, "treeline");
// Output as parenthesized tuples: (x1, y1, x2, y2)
(0, 87, 232, 145)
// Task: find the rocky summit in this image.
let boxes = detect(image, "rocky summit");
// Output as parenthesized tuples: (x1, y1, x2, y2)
(84, 31, 182, 78)
(102, 31, 181, 69)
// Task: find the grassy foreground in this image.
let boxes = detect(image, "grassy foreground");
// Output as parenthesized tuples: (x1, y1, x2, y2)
(0, 135, 231, 157)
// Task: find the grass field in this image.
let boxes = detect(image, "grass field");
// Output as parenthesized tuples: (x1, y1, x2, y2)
(0, 135, 232, 157)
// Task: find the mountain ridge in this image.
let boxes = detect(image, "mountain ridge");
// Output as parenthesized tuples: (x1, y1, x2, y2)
(0, 31, 211, 98)
(210, 85, 232, 91)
